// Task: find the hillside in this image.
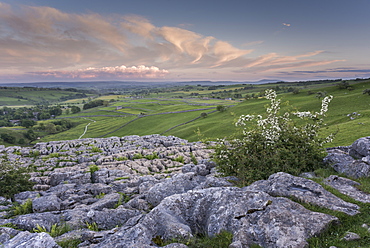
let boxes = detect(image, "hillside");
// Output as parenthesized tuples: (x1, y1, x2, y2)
(1, 78, 370, 148)
(0, 87, 93, 107)
(34, 79, 370, 147)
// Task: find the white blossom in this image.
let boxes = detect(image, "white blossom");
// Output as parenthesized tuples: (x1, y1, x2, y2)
(236, 89, 334, 148)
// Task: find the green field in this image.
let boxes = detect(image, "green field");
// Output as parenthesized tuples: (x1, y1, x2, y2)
(1, 79, 370, 147)
(0, 87, 94, 106)
(144, 79, 370, 146)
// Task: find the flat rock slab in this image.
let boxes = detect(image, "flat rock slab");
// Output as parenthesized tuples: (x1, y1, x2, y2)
(324, 175, 370, 203)
(97, 187, 338, 248)
(2, 231, 60, 248)
(245, 172, 360, 216)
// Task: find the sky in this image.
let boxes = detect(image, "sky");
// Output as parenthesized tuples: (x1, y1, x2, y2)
(0, 0, 370, 83)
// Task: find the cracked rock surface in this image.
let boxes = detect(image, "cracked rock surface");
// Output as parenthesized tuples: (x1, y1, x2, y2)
(0, 135, 369, 247)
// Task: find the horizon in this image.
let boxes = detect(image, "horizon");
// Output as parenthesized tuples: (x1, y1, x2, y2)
(0, 0, 370, 83)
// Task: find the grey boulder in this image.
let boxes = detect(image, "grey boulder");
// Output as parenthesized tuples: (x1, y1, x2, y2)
(245, 172, 360, 215)
(98, 187, 338, 248)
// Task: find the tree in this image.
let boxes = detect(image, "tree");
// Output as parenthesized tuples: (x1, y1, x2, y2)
(216, 105, 227, 112)
(24, 129, 37, 141)
(0, 133, 16, 144)
(292, 88, 300, 94)
(336, 81, 350, 89)
(45, 123, 57, 134)
(200, 112, 208, 118)
(21, 119, 36, 128)
(83, 100, 106, 110)
(49, 106, 62, 116)
(71, 106, 81, 114)
(38, 112, 51, 120)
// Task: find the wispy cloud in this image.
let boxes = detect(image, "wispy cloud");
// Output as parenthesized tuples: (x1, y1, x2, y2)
(0, 3, 343, 81)
(282, 23, 291, 27)
(242, 40, 264, 47)
(280, 68, 370, 75)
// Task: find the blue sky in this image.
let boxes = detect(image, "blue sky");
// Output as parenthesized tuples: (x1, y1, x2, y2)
(0, 0, 369, 83)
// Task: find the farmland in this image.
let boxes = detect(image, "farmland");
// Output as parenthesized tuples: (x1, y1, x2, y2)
(0, 78, 370, 147)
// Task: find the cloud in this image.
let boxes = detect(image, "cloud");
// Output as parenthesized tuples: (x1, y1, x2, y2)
(0, 3, 343, 81)
(282, 23, 291, 27)
(27, 65, 169, 80)
(121, 15, 155, 39)
(279, 68, 370, 75)
(242, 40, 264, 47)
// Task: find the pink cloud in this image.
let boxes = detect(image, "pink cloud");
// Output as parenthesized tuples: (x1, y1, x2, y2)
(28, 65, 169, 80)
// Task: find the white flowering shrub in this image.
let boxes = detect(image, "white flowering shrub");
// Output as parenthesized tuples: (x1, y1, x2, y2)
(214, 89, 334, 185)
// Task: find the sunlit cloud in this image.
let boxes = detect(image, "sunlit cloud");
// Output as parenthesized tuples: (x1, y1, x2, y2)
(282, 23, 291, 27)
(0, 3, 344, 82)
(27, 65, 169, 80)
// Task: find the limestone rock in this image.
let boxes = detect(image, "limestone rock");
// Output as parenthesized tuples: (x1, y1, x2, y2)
(349, 136, 370, 158)
(245, 172, 360, 215)
(86, 207, 142, 230)
(32, 195, 62, 213)
(0, 227, 21, 244)
(324, 137, 370, 178)
(324, 175, 370, 203)
(342, 231, 361, 241)
(2, 135, 370, 247)
(145, 172, 233, 207)
(98, 187, 338, 248)
(2, 231, 60, 248)
(13, 191, 39, 205)
(11, 212, 61, 232)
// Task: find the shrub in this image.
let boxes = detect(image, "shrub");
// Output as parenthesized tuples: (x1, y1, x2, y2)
(0, 164, 35, 200)
(88, 164, 99, 174)
(90, 146, 102, 153)
(216, 105, 227, 112)
(173, 156, 184, 163)
(363, 89, 370, 95)
(190, 152, 198, 165)
(132, 153, 143, 159)
(145, 153, 159, 160)
(115, 156, 128, 161)
(200, 112, 208, 118)
(213, 89, 334, 186)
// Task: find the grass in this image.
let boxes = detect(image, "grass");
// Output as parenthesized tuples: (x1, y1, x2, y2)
(6, 199, 33, 217)
(33, 222, 72, 237)
(85, 221, 99, 231)
(57, 238, 82, 248)
(153, 230, 234, 247)
(2, 79, 370, 148)
(105, 110, 205, 137)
